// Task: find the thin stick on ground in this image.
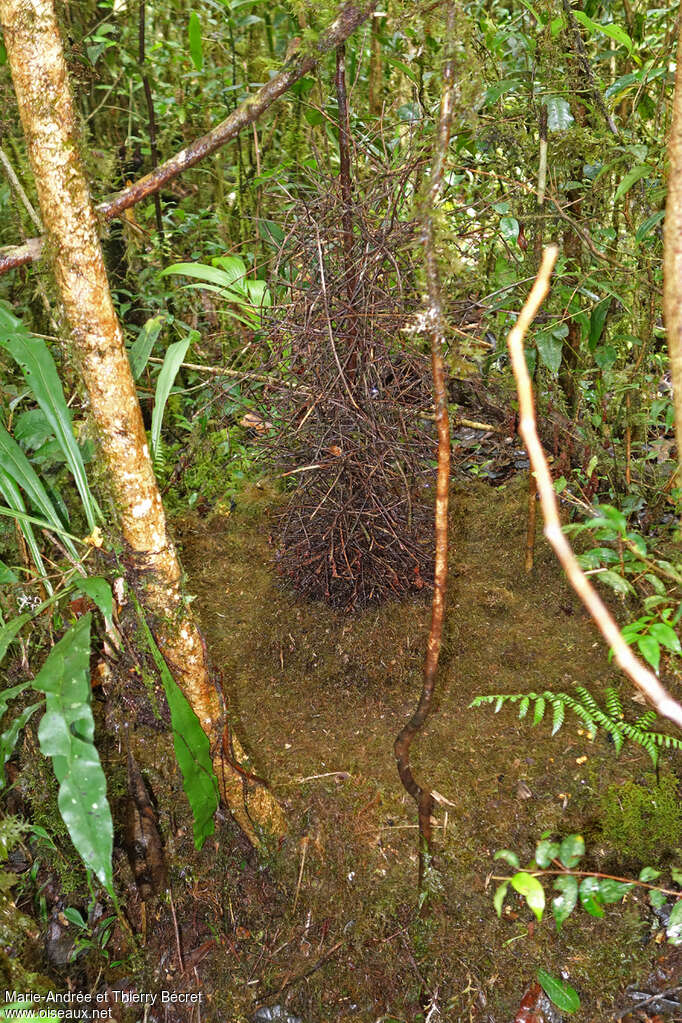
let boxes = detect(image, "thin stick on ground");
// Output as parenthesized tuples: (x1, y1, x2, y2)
(394, 3, 455, 898)
(507, 245, 682, 731)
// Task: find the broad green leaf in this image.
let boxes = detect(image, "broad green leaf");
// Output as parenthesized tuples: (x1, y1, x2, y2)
(500, 217, 519, 243)
(639, 866, 661, 882)
(136, 608, 219, 848)
(597, 879, 634, 903)
(484, 80, 520, 106)
(671, 866, 682, 886)
(535, 840, 560, 868)
(160, 260, 246, 290)
(573, 11, 633, 54)
(552, 875, 578, 931)
(615, 164, 653, 202)
(13, 408, 54, 451)
(545, 96, 574, 132)
(648, 622, 681, 655)
(0, 559, 18, 584)
(637, 634, 660, 673)
(597, 570, 635, 596)
(536, 333, 562, 374)
(63, 906, 86, 928)
(188, 11, 203, 71)
(33, 615, 113, 890)
(649, 888, 667, 910)
(511, 872, 545, 921)
(559, 834, 585, 868)
(74, 577, 114, 625)
(636, 210, 665, 243)
(588, 298, 610, 350)
(593, 345, 617, 370)
(579, 876, 604, 917)
(666, 900, 682, 944)
(493, 881, 508, 917)
(537, 969, 580, 1013)
(128, 314, 166, 380)
(151, 338, 191, 458)
(0, 329, 101, 531)
(494, 848, 519, 868)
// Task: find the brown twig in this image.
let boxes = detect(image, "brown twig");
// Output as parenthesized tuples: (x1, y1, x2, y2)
(507, 245, 682, 731)
(394, 3, 456, 898)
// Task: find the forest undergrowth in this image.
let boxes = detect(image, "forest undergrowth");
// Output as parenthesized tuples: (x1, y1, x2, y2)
(148, 470, 682, 1023)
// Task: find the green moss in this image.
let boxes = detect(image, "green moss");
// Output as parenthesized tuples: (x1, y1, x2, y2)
(600, 772, 682, 864)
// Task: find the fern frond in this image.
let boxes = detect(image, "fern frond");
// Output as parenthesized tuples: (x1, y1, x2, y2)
(533, 696, 546, 726)
(550, 698, 565, 736)
(470, 684, 682, 769)
(605, 688, 623, 720)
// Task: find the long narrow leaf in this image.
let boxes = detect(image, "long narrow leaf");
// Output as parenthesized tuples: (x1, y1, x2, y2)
(128, 314, 166, 380)
(0, 422, 79, 559)
(0, 328, 101, 530)
(151, 338, 190, 457)
(134, 600, 218, 848)
(0, 470, 52, 594)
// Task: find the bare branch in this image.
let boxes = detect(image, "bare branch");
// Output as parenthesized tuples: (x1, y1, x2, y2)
(394, 2, 456, 895)
(508, 245, 682, 731)
(0, 2, 377, 276)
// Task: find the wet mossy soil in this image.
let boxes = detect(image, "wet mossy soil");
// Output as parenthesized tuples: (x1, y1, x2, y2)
(161, 474, 682, 1022)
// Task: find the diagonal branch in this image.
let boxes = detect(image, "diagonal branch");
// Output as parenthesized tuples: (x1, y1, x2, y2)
(508, 245, 682, 732)
(0, 1, 377, 276)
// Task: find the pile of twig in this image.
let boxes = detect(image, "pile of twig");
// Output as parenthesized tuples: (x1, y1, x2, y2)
(259, 173, 436, 609)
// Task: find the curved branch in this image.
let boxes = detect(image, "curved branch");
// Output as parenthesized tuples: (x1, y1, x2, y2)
(0, 1, 377, 276)
(508, 246, 682, 732)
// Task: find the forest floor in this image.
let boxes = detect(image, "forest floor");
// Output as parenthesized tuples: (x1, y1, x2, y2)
(133, 469, 680, 1023)
(14, 467, 682, 1023)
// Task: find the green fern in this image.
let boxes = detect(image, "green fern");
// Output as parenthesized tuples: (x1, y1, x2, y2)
(469, 687, 682, 768)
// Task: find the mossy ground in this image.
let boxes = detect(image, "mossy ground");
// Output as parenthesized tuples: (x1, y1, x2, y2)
(163, 473, 682, 1022)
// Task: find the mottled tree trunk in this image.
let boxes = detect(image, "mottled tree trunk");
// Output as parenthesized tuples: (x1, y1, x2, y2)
(664, 15, 682, 484)
(0, 0, 284, 844)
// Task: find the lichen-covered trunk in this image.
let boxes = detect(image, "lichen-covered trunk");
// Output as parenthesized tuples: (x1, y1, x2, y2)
(0, 0, 284, 844)
(664, 16, 682, 484)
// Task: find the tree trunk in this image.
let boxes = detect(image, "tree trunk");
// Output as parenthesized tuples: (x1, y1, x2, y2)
(664, 13, 682, 484)
(0, 0, 285, 845)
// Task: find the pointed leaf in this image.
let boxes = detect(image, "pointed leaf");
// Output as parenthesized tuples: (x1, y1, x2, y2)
(666, 900, 682, 944)
(128, 314, 166, 380)
(510, 871, 545, 921)
(151, 338, 191, 457)
(34, 616, 113, 890)
(188, 11, 203, 71)
(552, 875, 578, 931)
(559, 834, 585, 868)
(493, 881, 508, 917)
(537, 969, 580, 1013)
(136, 608, 219, 848)
(579, 876, 604, 917)
(535, 840, 560, 868)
